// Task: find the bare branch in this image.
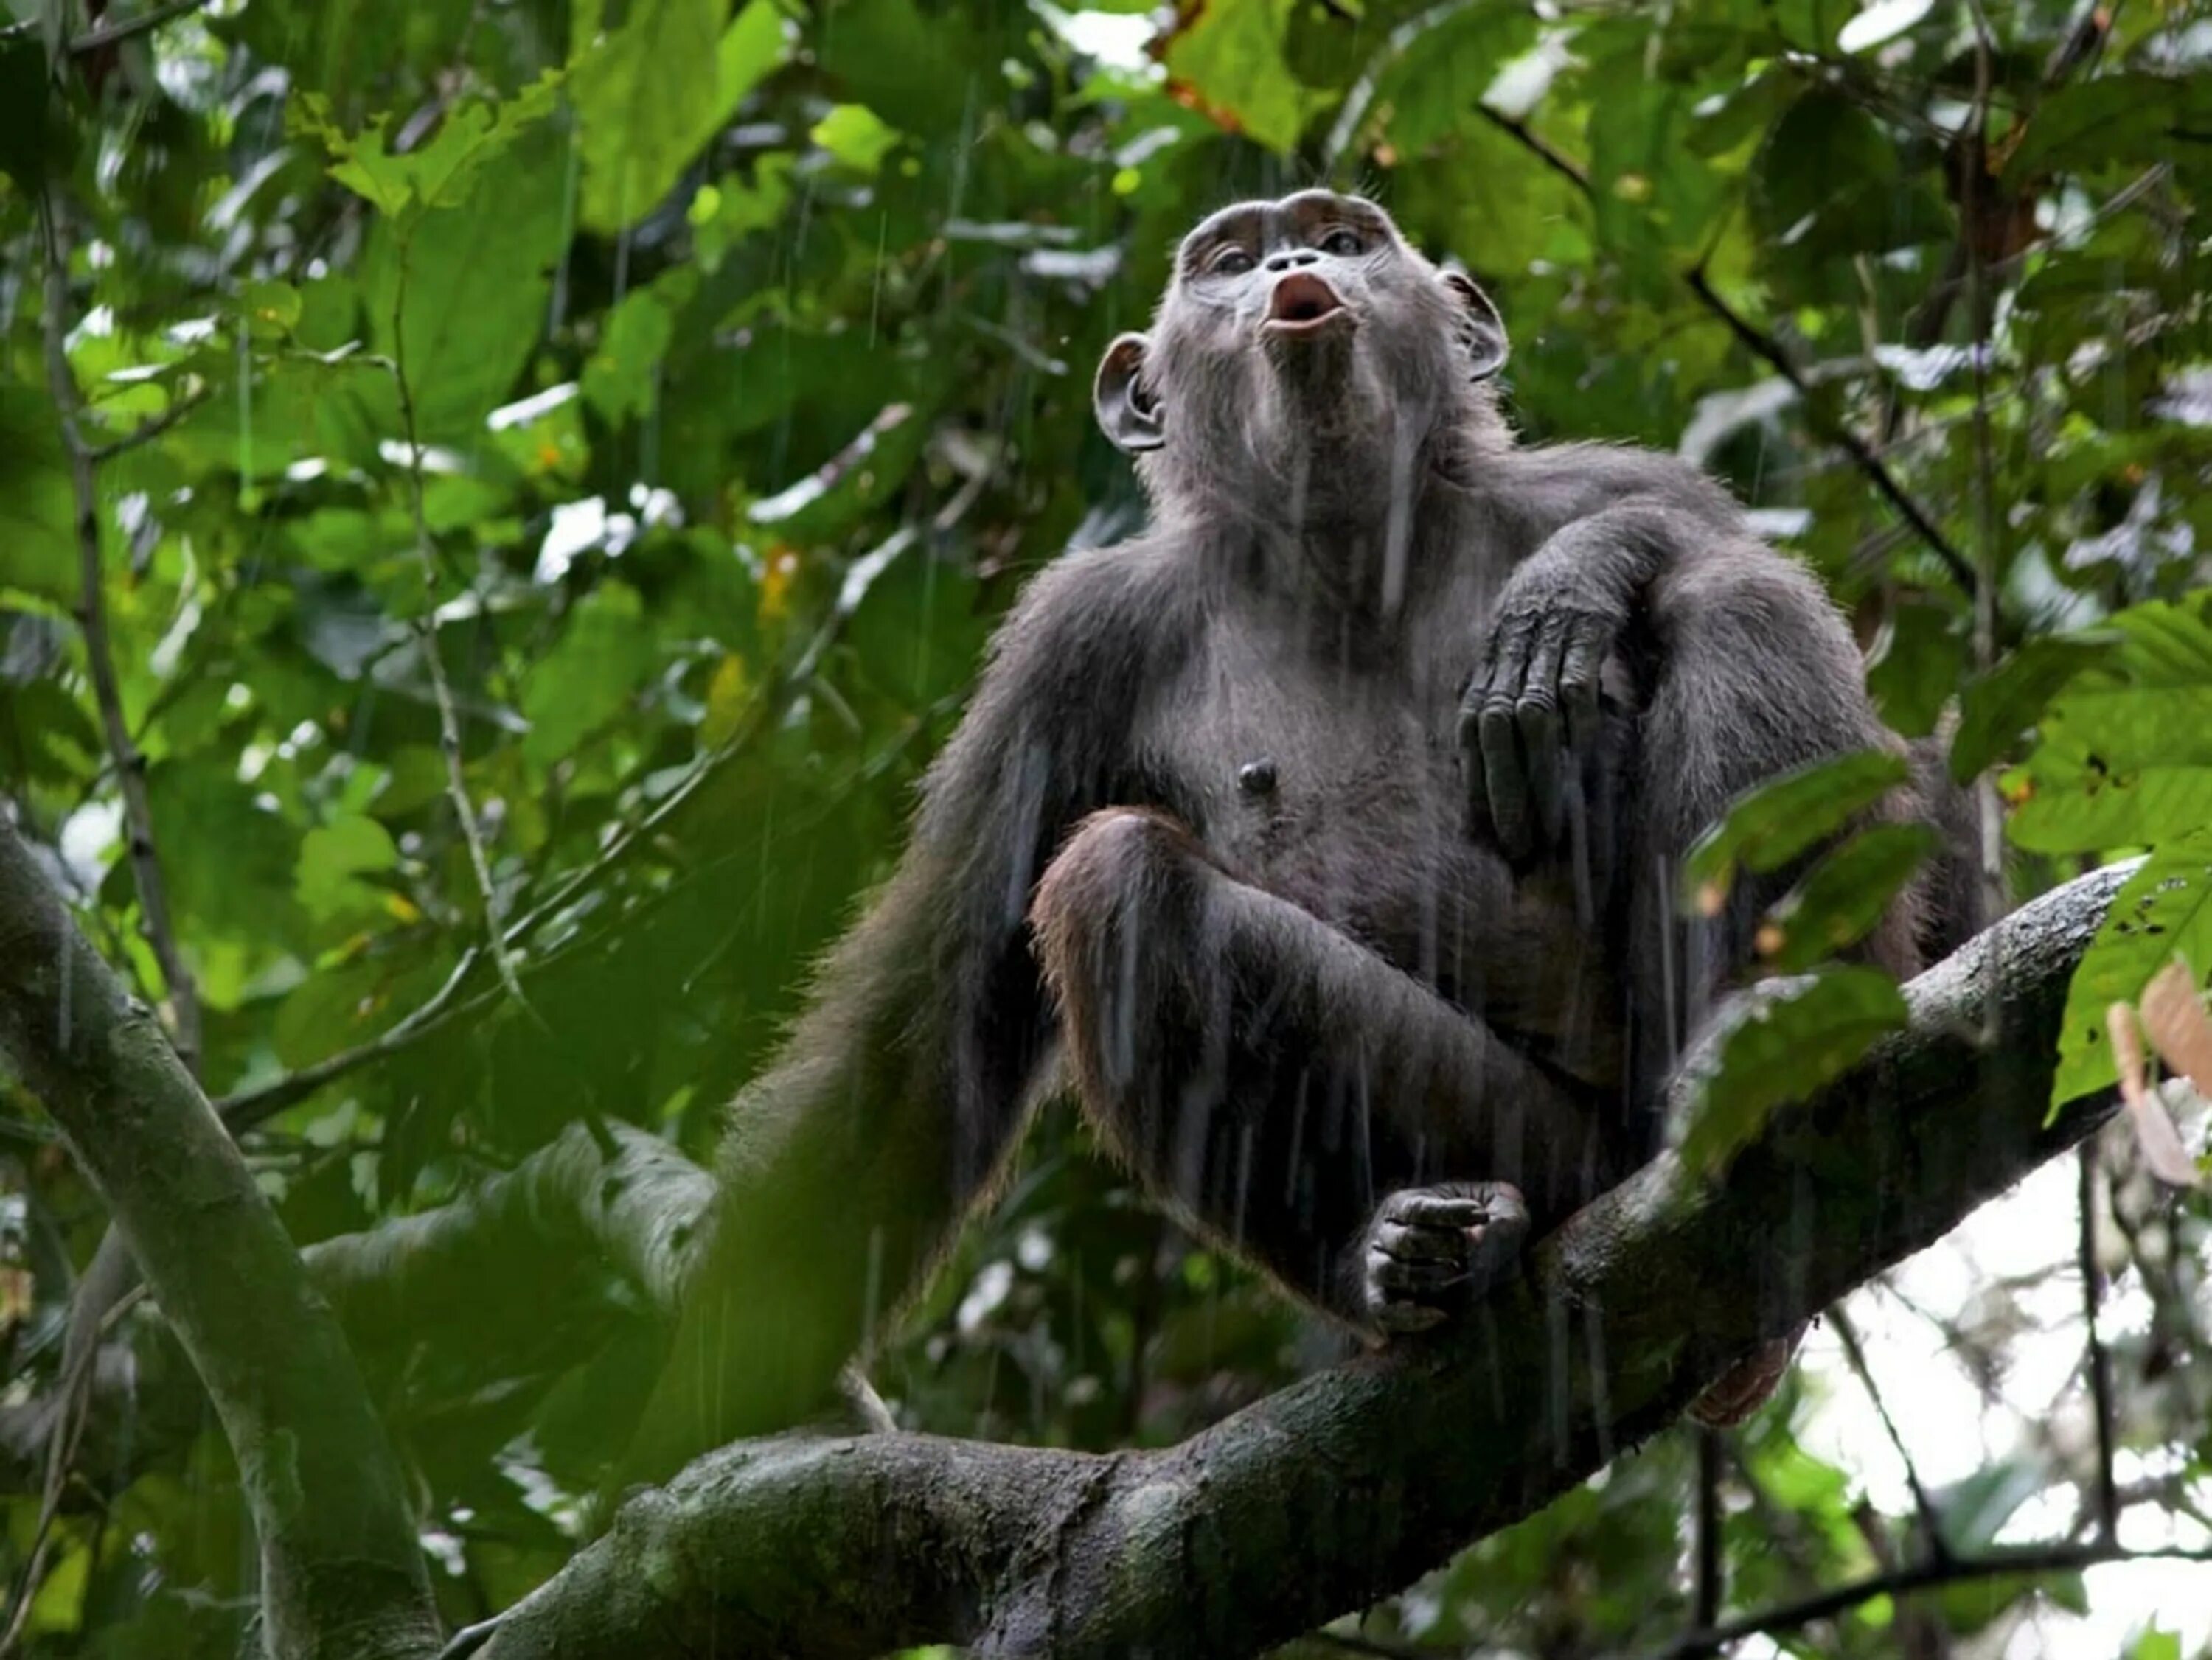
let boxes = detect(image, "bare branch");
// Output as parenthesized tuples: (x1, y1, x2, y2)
(1645, 1540, 2212, 1660)
(1830, 1305, 1950, 1558)
(70, 0, 212, 53)
(85, 385, 210, 464)
(2076, 1145, 2123, 1541)
(1683, 265, 1978, 597)
(214, 946, 482, 1131)
(1451, 104, 1977, 600)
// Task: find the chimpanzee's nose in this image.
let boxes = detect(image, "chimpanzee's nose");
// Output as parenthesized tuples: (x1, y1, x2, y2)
(1265, 248, 1320, 273)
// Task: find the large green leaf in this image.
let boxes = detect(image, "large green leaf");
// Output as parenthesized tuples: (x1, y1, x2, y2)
(2051, 834, 2212, 1110)
(362, 123, 568, 441)
(1950, 635, 2113, 781)
(2011, 765, 2212, 854)
(1759, 823, 1938, 974)
(2008, 73, 2212, 178)
(294, 72, 562, 222)
(571, 0, 787, 233)
(521, 582, 657, 764)
(1675, 966, 1910, 1178)
(1365, 1, 1541, 153)
(1164, 0, 1310, 153)
(1681, 749, 1911, 908)
(296, 815, 400, 924)
(0, 383, 77, 603)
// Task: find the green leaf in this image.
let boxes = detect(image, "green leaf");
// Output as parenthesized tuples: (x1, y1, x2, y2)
(1749, 88, 1947, 279)
(293, 72, 562, 223)
(1682, 750, 1911, 909)
(1368, 2, 1542, 153)
(1676, 966, 1910, 1178)
(363, 122, 568, 441)
(689, 153, 796, 271)
(1760, 823, 1938, 974)
(1930, 1457, 2045, 1555)
(521, 582, 655, 764)
(813, 0, 974, 136)
(1865, 597, 1962, 741)
(811, 104, 901, 173)
(572, 0, 786, 233)
(241, 279, 303, 342)
(2035, 687, 2212, 774)
(2010, 766, 2212, 855)
(1951, 635, 2114, 781)
(1164, 0, 1310, 153)
(2008, 74, 2212, 179)
(582, 272, 693, 424)
(2051, 834, 2212, 1111)
(0, 383, 78, 604)
(296, 815, 400, 924)
(0, 29, 67, 191)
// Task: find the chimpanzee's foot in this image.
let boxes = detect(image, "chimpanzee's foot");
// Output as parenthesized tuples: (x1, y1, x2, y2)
(1359, 1181, 1531, 1335)
(1687, 1326, 1806, 1428)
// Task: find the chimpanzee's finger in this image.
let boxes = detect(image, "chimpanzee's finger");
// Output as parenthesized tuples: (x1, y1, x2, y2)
(1382, 1193, 1500, 1229)
(1479, 622, 1537, 858)
(1558, 613, 1609, 758)
(1520, 618, 1567, 846)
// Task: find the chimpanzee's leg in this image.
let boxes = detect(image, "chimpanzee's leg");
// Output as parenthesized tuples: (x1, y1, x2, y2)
(1030, 808, 1623, 1334)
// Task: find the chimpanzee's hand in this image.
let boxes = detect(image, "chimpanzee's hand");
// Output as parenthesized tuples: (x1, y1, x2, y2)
(1457, 559, 1627, 866)
(1359, 1182, 1531, 1335)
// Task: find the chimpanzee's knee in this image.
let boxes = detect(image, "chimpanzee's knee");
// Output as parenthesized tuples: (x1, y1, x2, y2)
(1030, 808, 1219, 1114)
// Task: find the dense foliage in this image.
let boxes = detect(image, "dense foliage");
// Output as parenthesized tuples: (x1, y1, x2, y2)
(3, 0, 2211, 1653)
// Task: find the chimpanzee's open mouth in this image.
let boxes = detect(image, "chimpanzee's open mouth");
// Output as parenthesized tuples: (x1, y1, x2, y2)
(1262, 271, 1354, 340)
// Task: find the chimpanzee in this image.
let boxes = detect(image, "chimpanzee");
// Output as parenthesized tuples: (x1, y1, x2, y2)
(618, 190, 1958, 1490)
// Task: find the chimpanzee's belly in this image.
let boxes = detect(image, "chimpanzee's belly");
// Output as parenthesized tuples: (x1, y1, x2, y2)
(1142, 624, 1626, 1089)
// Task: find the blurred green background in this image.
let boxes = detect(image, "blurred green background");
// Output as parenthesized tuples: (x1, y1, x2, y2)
(4, 0, 2212, 1653)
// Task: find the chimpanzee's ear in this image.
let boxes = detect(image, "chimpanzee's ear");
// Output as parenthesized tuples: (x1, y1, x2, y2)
(1439, 262, 1509, 383)
(1094, 332, 1165, 453)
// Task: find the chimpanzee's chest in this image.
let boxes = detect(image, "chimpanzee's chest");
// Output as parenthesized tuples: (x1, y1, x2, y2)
(1136, 618, 1624, 1086)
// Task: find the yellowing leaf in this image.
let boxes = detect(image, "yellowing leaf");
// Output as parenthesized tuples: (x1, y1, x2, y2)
(700, 653, 753, 749)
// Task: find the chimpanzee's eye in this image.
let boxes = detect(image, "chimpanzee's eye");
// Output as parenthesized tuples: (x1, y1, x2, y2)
(1211, 246, 1257, 276)
(1319, 228, 1365, 257)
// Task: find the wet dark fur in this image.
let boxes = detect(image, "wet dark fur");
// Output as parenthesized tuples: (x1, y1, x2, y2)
(619, 193, 1969, 1486)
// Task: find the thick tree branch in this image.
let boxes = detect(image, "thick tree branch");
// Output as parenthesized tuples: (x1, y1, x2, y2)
(477, 864, 2134, 1660)
(0, 818, 440, 1660)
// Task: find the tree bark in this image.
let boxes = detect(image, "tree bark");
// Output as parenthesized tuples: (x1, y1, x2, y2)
(472, 862, 2134, 1660)
(0, 820, 441, 1660)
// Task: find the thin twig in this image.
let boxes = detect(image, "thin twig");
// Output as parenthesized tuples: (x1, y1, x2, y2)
(38, 196, 200, 1073)
(1641, 1541, 2212, 1660)
(86, 386, 210, 464)
(1461, 97, 1977, 599)
(1691, 1429, 1723, 1630)
(214, 947, 482, 1132)
(1300, 1628, 1442, 1660)
(1829, 1305, 1950, 1558)
(1682, 266, 1977, 597)
(69, 0, 212, 53)
(2075, 1145, 2122, 1542)
(1472, 103, 1590, 195)
(1961, 0, 2011, 1033)
(387, 247, 530, 1016)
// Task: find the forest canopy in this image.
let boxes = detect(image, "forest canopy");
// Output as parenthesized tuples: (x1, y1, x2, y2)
(3, 1, 2212, 1656)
